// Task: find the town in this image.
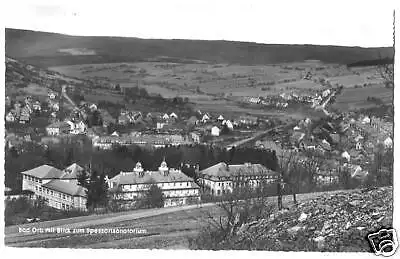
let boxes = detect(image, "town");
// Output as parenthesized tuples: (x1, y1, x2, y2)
(4, 25, 394, 251)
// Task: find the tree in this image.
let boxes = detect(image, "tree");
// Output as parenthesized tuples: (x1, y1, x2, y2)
(141, 184, 164, 208)
(78, 167, 109, 211)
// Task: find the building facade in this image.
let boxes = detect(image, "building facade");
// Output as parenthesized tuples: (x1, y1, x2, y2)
(198, 162, 279, 196)
(108, 161, 201, 207)
(20, 164, 87, 211)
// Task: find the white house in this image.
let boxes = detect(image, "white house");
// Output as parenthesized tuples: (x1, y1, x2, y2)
(361, 116, 371, 124)
(383, 137, 393, 149)
(32, 101, 41, 111)
(46, 121, 72, 136)
(89, 103, 98, 111)
(48, 92, 57, 100)
(108, 161, 201, 207)
(111, 131, 120, 137)
(341, 151, 351, 162)
(211, 126, 221, 136)
(217, 115, 224, 121)
(222, 120, 234, 130)
(5, 111, 17, 122)
(201, 114, 211, 123)
(198, 162, 279, 196)
(169, 112, 178, 119)
(20, 164, 87, 211)
(163, 113, 170, 120)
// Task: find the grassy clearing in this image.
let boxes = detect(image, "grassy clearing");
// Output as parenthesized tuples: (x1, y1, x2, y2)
(332, 84, 393, 111)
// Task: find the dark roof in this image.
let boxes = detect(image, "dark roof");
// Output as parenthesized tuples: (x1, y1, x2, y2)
(199, 162, 278, 181)
(42, 180, 87, 197)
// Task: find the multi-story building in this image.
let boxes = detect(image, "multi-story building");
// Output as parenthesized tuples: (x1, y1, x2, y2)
(20, 164, 87, 211)
(92, 134, 192, 150)
(198, 162, 279, 196)
(108, 160, 201, 207)
(46, 121, 71, 136)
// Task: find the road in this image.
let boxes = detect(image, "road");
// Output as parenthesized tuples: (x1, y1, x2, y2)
(4, 202, 215, 246)
(61, 85, 77, 109)
(225, 125, 285, 149)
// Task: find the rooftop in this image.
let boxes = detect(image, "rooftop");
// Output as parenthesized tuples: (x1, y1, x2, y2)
(199, 162, 278, 180)
(21, 165, 65, 179)
(42, 179, 87, 197)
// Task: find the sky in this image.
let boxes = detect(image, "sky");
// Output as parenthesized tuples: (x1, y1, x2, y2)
(3, 0, 397, 47)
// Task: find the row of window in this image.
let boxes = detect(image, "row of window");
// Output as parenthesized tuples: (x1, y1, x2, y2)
(124, 182, 191, 190)
(23, 175, 42, 184)
(35, 186, 73, 201)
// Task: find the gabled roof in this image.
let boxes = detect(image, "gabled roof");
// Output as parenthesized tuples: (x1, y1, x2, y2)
(63, 163, 85, 179)
(42, 180, 87, 197)
(199, 162, 278, 181)
(21, 165, 65, 179)
(110, 169, 198, 187)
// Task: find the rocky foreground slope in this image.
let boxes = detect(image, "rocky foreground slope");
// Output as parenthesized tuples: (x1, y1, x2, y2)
(226, 187, 393, 251)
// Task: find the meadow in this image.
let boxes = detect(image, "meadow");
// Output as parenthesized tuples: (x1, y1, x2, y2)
(49, 60, 391, 120)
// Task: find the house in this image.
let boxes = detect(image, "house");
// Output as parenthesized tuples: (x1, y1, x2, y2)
(201, 113, 211, 123)
(48, 92, 57, 100)
(32, 101, 41, 111)
(198, 162, 279, 196)
(163, 113, 170, 120)
(361, 116, 371, 124)
(111, 131, 120, 137)
(239, 116, 258, 126)
(62, 163, 85, 183)
(355, 142, 363, 150)
(322, 89, 331, 97)
(169, 112, 178, 119)
(217, 115, 224, 121)
(19, 114, 31, 124)
(248, 97, 261, 104)
(293, 126, 301, 131)
(20, 164, 87, 211)
(211, 126, 221, 136)
(46, 121, 72, 136)
(89, 103, 98, 111)
(108, 161, 201, 207)
(157, 122, 166, 129)
(5, 111, 17, 122)
(222, 120, 234, 130)
(50, 102, 60, 112)
(341, 151, 351, 162)
(70, 121, 87, 135)
(383, 137, 393, 149)
(190, 132, 201, 143)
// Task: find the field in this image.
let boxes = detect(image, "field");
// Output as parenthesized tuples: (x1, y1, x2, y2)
(332, 84, 393, 111)
(49, 60, 391, 119)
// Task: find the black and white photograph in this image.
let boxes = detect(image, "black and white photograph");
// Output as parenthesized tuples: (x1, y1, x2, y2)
(1, 0, 398, 255)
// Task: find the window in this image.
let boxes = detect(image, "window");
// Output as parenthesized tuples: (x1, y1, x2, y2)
(39, 187, 42, 192)
(35, 186, 38, 191)
(187, 182, 189, 186)
(217, 190, 221, 195)
(46, 189, 49, 194)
